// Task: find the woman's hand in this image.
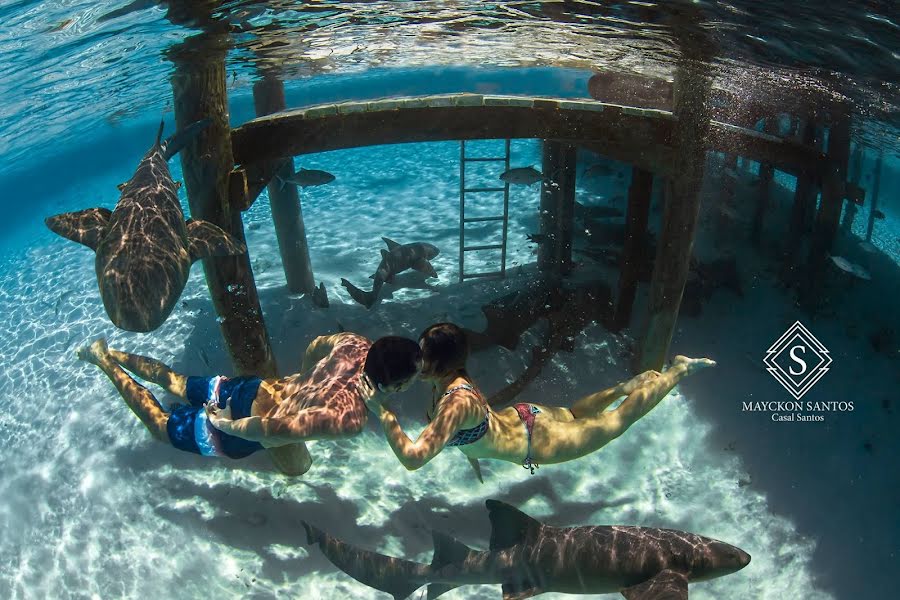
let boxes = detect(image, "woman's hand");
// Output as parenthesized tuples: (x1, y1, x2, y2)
(205, 397, 233, 428)
(359, 374, 386, 417)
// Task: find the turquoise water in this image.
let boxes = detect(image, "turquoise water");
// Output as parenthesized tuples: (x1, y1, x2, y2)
(1, 2, 898, 599)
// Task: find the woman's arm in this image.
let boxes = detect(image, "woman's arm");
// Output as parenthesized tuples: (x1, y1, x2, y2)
(369, 395, 473, 471)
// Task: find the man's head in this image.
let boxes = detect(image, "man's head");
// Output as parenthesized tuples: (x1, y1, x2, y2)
(418, 322, 469, 380)
(363, 336, 422, 393)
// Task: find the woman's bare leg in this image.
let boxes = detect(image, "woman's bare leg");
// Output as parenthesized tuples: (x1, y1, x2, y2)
(78, 339, 171, 442)
(106, 347, 188, 398)
(538, 356, 715, 463)
(569, 369, 663, 418)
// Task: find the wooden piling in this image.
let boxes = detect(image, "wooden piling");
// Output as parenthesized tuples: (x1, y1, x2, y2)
(252, 74, 317, 295)
(638, 62, 713, 371)
(169, 36, 277, 377)
(839, 143, 864, 235)
(865, 149, 883, 242)
(751, 121, 776, 247)
(801, 109, 851, 310)
(538, 141, 577, 274)
(613, 167, 653, 331)
(780, 116, 820, 285)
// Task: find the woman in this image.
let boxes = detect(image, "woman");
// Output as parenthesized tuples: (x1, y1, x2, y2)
(362, 323, 715, 473)
(78, 332, 421, 476)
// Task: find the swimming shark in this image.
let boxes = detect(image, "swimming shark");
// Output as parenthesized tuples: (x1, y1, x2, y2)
(45, 120, 246, 332)
(303, 499, 751, 600)
(341, 238, 439, 309)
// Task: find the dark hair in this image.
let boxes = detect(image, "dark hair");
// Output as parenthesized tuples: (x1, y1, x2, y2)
(419, 323, 469, 377)
(364, 336, 422, 388)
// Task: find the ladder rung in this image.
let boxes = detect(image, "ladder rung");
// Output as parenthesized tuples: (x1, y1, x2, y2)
(463, 157, 508, 162)
(463, 244, 503, 252)
(462, 271, 504, 280)
(463, 187, 506, 193)
(463, 216, 505, 223)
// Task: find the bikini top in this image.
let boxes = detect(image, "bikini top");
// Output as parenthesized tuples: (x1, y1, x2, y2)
(438, 383, 490, 447)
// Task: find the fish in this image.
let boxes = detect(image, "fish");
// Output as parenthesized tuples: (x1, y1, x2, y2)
(45, 120, 246, 332)
(829, 255, 871, 280)
(304, 499, 751, 600)
(277, 168, 336, 190)
(341, 238, 439, 309)
(858, 241, 877, 254)
(872, 209, 885, 220)
(500, 167, 543, 186)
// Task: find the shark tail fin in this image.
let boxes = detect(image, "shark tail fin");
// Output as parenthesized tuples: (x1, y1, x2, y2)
(340, 278, 375, 309)
(161, 118, 213, 161)
(486, 500, 543, 550)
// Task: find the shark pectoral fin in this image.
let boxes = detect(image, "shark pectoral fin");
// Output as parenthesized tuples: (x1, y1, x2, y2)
(45, 207, 112, 251)
(467, 456, 484, 483)
(382, 237, 401, 251)
(412, 258, 437, 278)
(486, 500, 543, 550)
(501, 582, 542, 600)
(186, 219, 246, 262)
(426, 584, 459, 600)
(620, 569, 689, 600)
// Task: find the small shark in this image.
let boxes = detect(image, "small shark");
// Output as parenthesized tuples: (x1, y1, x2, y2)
(45, 120, 246, 332)
(341, 238, 439, 309)
(276, 167, 335, 190)
(303, 499, 751, 600)
(500, 167, 543, 186)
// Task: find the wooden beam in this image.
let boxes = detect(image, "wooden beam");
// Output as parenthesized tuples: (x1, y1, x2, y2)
(253, 74, 316, 295)
(538, 141, 577, 273)
(613, 167, 653, 331)
(752, 121, 777, 247)
(865, 150, 883, 242)
(168, 35, 277, 378)
(781, 117, 820, 286)
(839, 143, 864, 234)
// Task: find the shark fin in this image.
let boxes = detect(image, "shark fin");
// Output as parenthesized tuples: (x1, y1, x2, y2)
(467, 456, 484, 483)
(430, 531, 473, 571)
(502, 583, 543, 600)
(341, 278, 375, 309)
(380, 249, 391, 261)
(426, 584, 460, 600)
(45, 208, 112, 251)
(620, 569, 688, 600)
(412, 258, 437, 278)
(186, 219, 246, 262)
(312, 282, 329, 308)
(161, 118, 212, 161)
(383, 237, 401, 251)
(155, 119, 165, 145)
(486, 500, 542, 550)
(117, 181, 128, 191)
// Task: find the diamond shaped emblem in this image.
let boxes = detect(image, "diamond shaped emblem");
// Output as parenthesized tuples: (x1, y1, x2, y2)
(764, 321, 831, 399)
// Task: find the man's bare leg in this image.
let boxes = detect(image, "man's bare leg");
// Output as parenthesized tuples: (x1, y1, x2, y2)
(106, 347, 188, 398)
(78, 339, 171, 442)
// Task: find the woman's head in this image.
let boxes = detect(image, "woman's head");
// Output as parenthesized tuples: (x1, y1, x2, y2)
(364, 336, 422, 393)
(418, 322, 469, 380)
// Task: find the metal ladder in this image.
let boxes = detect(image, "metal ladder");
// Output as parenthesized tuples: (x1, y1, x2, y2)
(459, 139, 510, 282)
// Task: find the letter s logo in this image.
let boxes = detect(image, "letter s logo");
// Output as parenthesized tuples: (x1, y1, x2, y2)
(789, 345, 807, 375)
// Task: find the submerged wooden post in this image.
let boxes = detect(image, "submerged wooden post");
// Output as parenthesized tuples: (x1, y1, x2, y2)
(639, 47, 713, 371)
(538, 141, 577, 274)
(169, 36, 277, 377)
(613, 167, 653, 331)
(252, 73, 316, 295)
(865, 149, 883, 242)
(781, 116, 820, 285)
(801, 109, 851, 309)
(839, 143, 864, 235)
(751, 121, 776, 247)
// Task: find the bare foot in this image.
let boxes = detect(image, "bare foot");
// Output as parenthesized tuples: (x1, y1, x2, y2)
(670, 355, 716, 375)
(76, 338, 109, 366)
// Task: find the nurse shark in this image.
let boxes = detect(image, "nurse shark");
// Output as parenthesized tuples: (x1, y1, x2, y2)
(45, 120, 246, 332)
(341, 237, 439, 309)
(303, 499, 750, 600)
